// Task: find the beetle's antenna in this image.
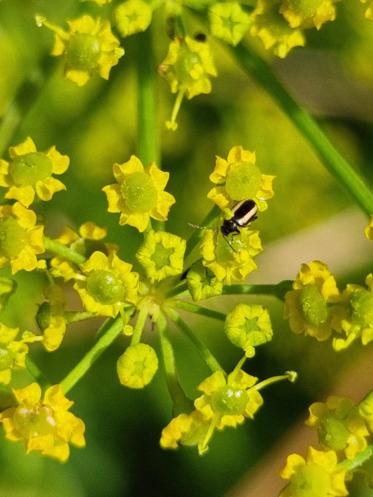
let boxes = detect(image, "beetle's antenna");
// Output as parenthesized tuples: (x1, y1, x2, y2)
(188, 222, 208, 230)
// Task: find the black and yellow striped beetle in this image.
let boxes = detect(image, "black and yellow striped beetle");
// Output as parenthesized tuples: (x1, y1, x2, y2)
(220, 199, 258, 237)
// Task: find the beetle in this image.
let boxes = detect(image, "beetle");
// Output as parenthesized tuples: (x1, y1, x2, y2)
(220, 199, 258, 237)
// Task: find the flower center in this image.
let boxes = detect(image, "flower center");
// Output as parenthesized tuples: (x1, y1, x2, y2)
(0, 346, 14, 370)
(0, 218, 28, 258)
(290, 463, 331, 497)
(86, 270, 124, 305)
(66, 33, 101, 71)
(153, 243, 173, 270)
(9, 152, 53, 187)
(175, 46, 202, 84)
(350, 289, 373, 328)
(211, 386, 249, 415)
(225, 162, 261, 201)
(299, 285, 328, 327)
(318, 415, 350, 451)
(121, 172, 158, 213)
(13, 405, 57, 438)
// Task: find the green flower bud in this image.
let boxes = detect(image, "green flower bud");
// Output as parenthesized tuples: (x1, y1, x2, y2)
(210, 385, 249, 415)
(86, 270, 125, 304)
(225, 162, 261, 201)
(66, 33, 101, 71)
(299, 285, 328, 326)
(117, 343, 158, 389)
(121, 172, 158, 213)
(9, 152, 53, 186)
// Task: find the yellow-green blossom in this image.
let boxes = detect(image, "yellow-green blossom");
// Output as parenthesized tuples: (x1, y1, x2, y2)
(161, 368, 263, 454)
(331, 274, 373, 351)
(359, 391, 373, 434)
(37, 15, 124, 86)
(0, 324, 41, 384)
(284, 260, 340, 341)
(115, 0, 152, 37)
(225, 304, 273, 357)
(0, 202, 45, 274)
(0, 383, 85, 462)
(159, 36, 217, 130)
(280, 0, 337, 30)
(280, 447, 348, 497)
(365, 216, 373, 240)
(200, 228, 262, 285)
(251, 0, 305, 58)
(186, 263, 223, 301)
(36, 285, 67, 352)
(307, 396, 369, 459)
(209, 2, 252, 46)
(50, 221, 110, 281)
(207, 145, 274, 212)
(103, 155, 175, 232)
(74, 251, 139, 317)
(136, 230, 186, 282)
(117, 343, 158, 388)
(0, 137, 69, 207)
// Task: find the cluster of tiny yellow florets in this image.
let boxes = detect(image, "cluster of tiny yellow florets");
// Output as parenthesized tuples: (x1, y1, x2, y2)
(284, 260, 373, 351)
(279, 393, 373, 497)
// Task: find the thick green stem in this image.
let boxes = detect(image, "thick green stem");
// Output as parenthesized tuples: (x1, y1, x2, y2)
(44, 237, 86, 265)
(168, 310, 223, 373)
(231, 44, 373, 216)
(137, 27, 159, 166)
(60, 317, 123, 394)
(170, 299, 226, 322)
(156, 312, 192, 414)
(223, 280, 293, 300)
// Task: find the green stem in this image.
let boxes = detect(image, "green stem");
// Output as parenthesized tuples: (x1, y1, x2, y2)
(168, 310, 223, 373)
(231, 44, 373, 216)
(137, 26, 159, 166)
(60, 317, 123, 394)
(26, 356, 50, 388)
(223, 280, 293, 300)
(44, 237, 86, 265)
(165, 281, 188, 298)
(338, 445, 373, 472)
(64, 311, 96, 324)
(156, 312, 192, 414)
(253, 371, 297, 392)
(130, 306, 148, 346)
(170, 299, 226, 322)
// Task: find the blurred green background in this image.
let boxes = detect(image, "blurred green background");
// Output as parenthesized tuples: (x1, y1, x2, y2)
(0, 0, 372, 496)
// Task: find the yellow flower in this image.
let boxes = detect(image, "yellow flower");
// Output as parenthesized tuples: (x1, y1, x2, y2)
(136, 230, 186, 282)
(37, 15, 124, 86)
(207, 146, 274, 212)
(365, 215, 373, 240)
(0, 202, 45, 274)
(284, 261, 340, 341)
(0, 383, 85, 462)
(160, 410, 209, 453)
(250, 0, 305, 58)
(280, 0, 337, 30)
(209, 2, 252, 46)
(306, 396, 369, 459)
(159, 36, 217, 130)
(36, 285, 67, 352)
(50, 221, 109, 281)
(103, 155, 175, 232)
(280, 447, 348, 497)
(74, 251, 139, 317)
(117, 343, 158, 388)
(0, 137, 69, 207)
(115, 0, 152, 37)
(0, 324, 41, 384)
(331, 274, 373, 351)
(200, 227, 262, 284)
(186, 262, 223, 301)
(224, 304, 273, 357)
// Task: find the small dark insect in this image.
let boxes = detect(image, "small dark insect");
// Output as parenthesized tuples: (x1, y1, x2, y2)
(194, 33, 207, 42)
(220, 199, 258, 237)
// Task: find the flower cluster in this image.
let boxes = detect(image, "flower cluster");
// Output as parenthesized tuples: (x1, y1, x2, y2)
(284, 261, 373, 351)
(280, 393, 373, 497)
